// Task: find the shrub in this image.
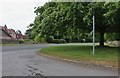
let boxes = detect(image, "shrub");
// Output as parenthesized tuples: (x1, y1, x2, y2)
(65, 38, 69, 43)
(59, 39, 66, 43)
(34, 34, 40, 43)
(46, 36, 54, 43)
(54, 39, 66, 44)
(54, 39, 60, 44)
(19, 39, 24, 44)
(40, 38, 46, 43)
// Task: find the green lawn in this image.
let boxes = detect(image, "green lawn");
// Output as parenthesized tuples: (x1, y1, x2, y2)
(40, 45, 119, 68)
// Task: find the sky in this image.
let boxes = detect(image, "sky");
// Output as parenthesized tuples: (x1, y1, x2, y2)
(0, 0, 49, 34)
(0, 0, 119, 34)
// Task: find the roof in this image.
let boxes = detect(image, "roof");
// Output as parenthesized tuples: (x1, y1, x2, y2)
(0, 28, 12, 37)
(0, 25, 23, 40)
(0, 26, 2, 29)
(7, 29, 16, 34)
(0, 25, 16, 38)
(0, 25, 16, 34)
(0, 26, 7, 32)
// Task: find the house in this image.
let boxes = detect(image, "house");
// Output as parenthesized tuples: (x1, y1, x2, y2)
(23, 34, 28, 39)
(0, 25, 18, 44)
(0, 25, 17, 40)
(16, 34, 23, 40)
(7, 29, 17, 39)
(0, 25, 28, 44)
(0, 26, 12, 40)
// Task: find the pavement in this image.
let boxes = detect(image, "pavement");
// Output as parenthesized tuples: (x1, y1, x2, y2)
(1, 44, 118, 76)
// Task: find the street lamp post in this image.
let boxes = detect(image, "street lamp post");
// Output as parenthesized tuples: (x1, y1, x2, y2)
(92, 4, 95, 55)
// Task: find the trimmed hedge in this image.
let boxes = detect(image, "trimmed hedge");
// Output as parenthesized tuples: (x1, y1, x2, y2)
(54, 39, 66, 44)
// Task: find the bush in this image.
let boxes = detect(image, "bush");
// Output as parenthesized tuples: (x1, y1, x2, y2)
(59, 39, 66, 43)
(85, 38, 92, 43)
(54, 39, 66, 44)
(46, 36, 54, 43)
(65, 38, 69, 43)
(19, 39, 24, 44)
(34, 34, 40, 43)
(40, 38, 45, 43)
(54, 39, 60, 44)
(23, 39, 30, 42)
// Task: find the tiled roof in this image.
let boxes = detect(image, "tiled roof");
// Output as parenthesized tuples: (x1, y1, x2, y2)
(1, 25, 15, 33)
(0, 25, 16, 39)
(0, 25, 24, 40)
(0, 26, 7, 32)
(0, 27, 12, 37)
(7, 29, 15, 34)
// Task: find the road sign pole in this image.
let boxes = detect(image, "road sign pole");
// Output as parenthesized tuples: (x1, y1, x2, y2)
(93, 11, 95, 55)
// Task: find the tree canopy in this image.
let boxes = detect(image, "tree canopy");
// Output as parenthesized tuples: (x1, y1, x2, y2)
(26, 2, 120, 46)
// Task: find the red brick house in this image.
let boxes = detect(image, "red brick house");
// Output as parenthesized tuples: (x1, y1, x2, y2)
(0, 25, 17, 40)
(0, 25, 19, 44)
(16, 34, 23, 40)
(7, 29, 17, 39)
(0, 26, 12, 40)
(0, 25, 28, 44)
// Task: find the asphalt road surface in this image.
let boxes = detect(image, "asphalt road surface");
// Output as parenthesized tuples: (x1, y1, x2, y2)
(1, 44, 118, 76)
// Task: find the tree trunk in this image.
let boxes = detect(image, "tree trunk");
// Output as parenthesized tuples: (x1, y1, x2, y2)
(99, 31, 105, 47)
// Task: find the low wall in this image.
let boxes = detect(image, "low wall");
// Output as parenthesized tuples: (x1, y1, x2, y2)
(0, 39, 19, 44)
(112, 41, 120, 47)
(107, 41, 120, 47)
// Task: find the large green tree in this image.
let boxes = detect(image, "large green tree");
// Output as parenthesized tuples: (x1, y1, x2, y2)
(30, 2, 86, 42)
(27, 2, 119, 46)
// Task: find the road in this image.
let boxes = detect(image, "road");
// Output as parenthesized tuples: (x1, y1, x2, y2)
(1, 44, 118, 76)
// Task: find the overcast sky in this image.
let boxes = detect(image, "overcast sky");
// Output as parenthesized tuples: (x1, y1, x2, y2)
(0, 0, 118, 34)
(0, 0, 49, 34)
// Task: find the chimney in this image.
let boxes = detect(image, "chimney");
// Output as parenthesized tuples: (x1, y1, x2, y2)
(4, 24, 7, 28)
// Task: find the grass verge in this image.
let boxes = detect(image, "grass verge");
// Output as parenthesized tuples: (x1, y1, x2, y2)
(1, 44, 32, 46)
(40, 45, 119, 69)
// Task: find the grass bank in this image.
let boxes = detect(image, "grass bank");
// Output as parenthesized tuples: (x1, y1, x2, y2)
(40, 45, 119, 69)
